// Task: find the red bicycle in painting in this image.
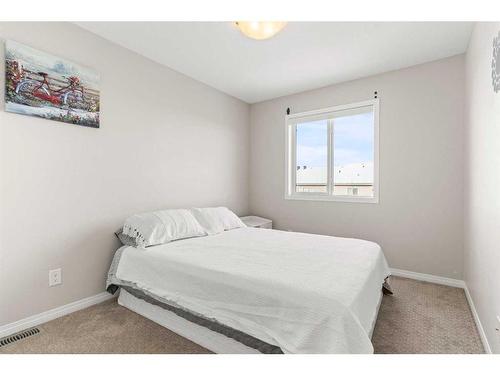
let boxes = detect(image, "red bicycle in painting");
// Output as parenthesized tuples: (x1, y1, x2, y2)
(15, 71, 87, 109)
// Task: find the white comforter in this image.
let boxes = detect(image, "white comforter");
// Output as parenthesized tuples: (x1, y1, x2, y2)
(110, 227, 390, 353)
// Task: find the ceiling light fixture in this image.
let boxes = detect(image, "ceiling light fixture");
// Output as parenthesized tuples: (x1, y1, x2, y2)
(234, 21, 287, 40)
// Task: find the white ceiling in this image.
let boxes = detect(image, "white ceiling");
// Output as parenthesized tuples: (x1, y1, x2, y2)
(76, 22, 474, 103)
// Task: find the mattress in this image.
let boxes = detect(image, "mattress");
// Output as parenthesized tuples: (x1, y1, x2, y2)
(107, 227, 390, 353)
(118, 287, 383, 354)
(119, 287, 276, 353)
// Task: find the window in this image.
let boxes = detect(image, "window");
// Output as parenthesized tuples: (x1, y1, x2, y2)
(285, 99, 379, 203)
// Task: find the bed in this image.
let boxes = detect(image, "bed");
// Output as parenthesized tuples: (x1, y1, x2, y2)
(107, 227, 390, 354)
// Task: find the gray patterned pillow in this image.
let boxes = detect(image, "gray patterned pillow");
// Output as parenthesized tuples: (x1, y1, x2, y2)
(114, 228, 139, 247)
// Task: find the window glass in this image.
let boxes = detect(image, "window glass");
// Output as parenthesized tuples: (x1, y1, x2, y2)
(332, 111, 374, 197)
(295, 120, 328, 193)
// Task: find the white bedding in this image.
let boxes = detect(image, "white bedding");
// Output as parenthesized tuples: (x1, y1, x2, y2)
(110, 227, 390, 353)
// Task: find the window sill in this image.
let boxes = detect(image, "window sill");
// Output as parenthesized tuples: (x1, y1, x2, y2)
(284, 194, 379, 204)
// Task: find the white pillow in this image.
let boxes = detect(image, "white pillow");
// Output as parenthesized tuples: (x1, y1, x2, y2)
(122, 209, 206, 248)
(190, 207, 246, 235)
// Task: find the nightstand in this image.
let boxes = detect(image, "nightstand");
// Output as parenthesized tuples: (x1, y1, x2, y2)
(240, 216, 273, 229)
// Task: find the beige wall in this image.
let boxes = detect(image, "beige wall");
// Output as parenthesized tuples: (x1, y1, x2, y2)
(250, 55, 465, 279)
(0, 23, 250, 326)
(464, 22, 500, 354)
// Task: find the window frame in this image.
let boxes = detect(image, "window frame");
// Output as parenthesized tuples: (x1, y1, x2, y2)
(284, 99, 379, 204)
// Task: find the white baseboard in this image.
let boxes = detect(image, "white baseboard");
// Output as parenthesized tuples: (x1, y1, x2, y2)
(0, 292, 115, 339)
(390, 268, 465, 288)
(463, 286, 493, 354)
(390, 267, 492, 354)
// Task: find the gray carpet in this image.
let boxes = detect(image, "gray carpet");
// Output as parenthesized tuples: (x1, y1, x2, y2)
(372, 277, 484, 354)
(0, 277, 484, 354)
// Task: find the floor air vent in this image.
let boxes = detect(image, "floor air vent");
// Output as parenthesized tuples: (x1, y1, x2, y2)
(0, 327, 40, 348)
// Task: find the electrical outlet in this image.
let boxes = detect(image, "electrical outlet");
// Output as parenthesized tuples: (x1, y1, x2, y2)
(49, 268, 62, 287)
